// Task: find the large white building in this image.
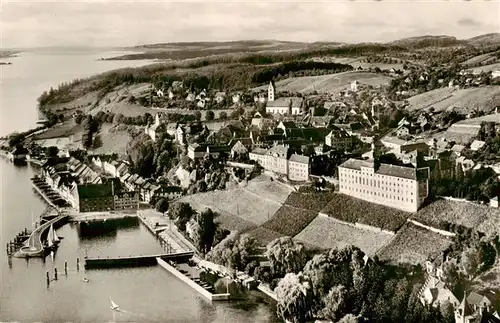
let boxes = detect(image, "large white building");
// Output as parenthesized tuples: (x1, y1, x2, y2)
(338, 158, 430, 212)
(249, 145, 310, 181)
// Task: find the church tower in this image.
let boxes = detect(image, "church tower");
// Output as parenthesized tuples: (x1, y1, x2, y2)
(268, 81, 276, 102)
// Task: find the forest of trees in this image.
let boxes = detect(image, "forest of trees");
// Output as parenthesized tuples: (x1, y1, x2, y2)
(251, 238, 454, 323)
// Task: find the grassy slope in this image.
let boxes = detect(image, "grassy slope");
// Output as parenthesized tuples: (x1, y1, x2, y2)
(253, 71, 392, 94)
(407, 86, 500, 114)
(294, 215, 393, 256)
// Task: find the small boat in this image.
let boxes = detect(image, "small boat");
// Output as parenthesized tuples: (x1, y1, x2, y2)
(82, 277, 90, 283)
(48, 224, 60, 244)
(109, 296, 119, 311)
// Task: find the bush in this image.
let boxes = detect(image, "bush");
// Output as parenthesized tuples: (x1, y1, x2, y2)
(205, 110, 215, 121)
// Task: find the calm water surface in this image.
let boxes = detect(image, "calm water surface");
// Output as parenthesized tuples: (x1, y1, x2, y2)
(0, 51, 278, 322)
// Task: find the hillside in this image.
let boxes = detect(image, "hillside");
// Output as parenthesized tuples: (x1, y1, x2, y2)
(253, 70, 392, 94)
(407, 86, 500, 114)
(466, 33, 500, 47)
(388, 35, 463, 49)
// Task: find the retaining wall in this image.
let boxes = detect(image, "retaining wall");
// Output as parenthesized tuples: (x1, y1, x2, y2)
(257, 284, 277, 301)
(317, 213, 395, 235)
(156, 258, 230, 301)
(407, 219, 456, 237)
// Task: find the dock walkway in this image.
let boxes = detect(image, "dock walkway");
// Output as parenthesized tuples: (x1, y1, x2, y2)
(15, 213, 68, 258)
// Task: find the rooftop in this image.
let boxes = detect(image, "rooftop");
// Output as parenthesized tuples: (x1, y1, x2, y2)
(339, 158, 420, 180)
(77, 183, 113, 199)
(267, 97, 304, 108)
(289, 154, 309, 164)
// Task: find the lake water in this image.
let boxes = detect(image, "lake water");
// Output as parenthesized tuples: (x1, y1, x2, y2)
(0, 51, 278, 322)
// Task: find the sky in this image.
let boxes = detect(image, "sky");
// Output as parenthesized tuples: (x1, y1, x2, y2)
(1, 0, 499, 49)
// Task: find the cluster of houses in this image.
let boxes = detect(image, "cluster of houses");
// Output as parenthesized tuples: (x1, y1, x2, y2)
(419, 257, 500, 323)
(153, 82, 243, 109)
(39, 155, 184, 213)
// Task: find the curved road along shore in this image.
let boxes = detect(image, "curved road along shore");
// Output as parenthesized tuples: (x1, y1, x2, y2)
(15, 214, 67, 258)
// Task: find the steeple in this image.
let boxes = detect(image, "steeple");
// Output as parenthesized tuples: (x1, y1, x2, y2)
(268, 80, 276, 102)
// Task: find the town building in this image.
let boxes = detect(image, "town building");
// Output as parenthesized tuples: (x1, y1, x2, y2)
(113, 191, 140, 210)
(325, 128, 353, 150)
(249, 144, 310, 181)
(144, 113, 163, 142)
(76, 182, 115, 212)
(266, 97, 304, 115)
(338, 158, 430, 212)
(230, 140, 249, 159)
(187, 143, 231, 160)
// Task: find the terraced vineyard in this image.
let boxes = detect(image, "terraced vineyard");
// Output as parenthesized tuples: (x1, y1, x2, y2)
(261, 205, 318, 237)
(376, 222, 452, 265)
(321, 194, 411, 232)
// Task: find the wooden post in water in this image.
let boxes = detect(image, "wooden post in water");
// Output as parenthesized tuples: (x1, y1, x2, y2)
(46, 271, 50, 286)
(64, 261, 68, 276)
(54, 268, 58, 281)
(76, 258, 80, 271)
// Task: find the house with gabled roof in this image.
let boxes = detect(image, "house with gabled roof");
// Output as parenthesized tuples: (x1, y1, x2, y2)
(266, 97, 304, 115)
(249, 144, 310, 181)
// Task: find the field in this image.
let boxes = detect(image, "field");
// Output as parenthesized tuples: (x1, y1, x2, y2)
(246, 226, 286, 246)
(311, 56, 405, 71)
(253, 71, 392, 94)
(376, 222, 453, 265)
(471, 62, 500, 74)
(216, 214, 257, 233)
(244, 175, 293, 204)
(180, 187, 284, 226)
(179, 176, 293, 233)
(407, 86, 500, 114)
(260, 205, 318, 237)
(88, 124, 136, 158)
(284, 192, 336, 212)
(321, 193, 411, 232)
(456, 113, 500, 125)
(413, 199, 493, 230)
(32, 122, 83, 140)
(461, 53, 498, 67)
(294, 216, 393, 256)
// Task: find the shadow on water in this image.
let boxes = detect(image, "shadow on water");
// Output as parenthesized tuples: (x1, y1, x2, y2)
(77, 217, 139, 240)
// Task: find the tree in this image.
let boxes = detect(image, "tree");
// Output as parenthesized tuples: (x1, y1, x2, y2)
(266, 237, 308, 278)
(275, 273, 314, 323)
(194, 208, 218, 254)
(194, 111, 202, 121)
(113, 113, 125, 124)
(46, 146, 59, 158)
(155, 198, 169, 213)
(168, 202, 193, 232)
(205, 110, 215, 121)
(208, 232, 258, 271)
(219, 111, 227, 119)
(461, 246, 481, 279)
(74, 113, 84, 124)
(320, 285, 347, 322)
